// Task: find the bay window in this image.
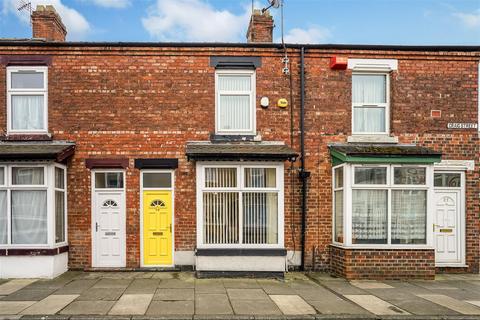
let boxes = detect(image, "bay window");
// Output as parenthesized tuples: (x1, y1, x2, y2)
(333, 164, 432, 247)
(7, 67, 48, 134)
(0, 164, 67, 248)
(197, 163, 283, 248)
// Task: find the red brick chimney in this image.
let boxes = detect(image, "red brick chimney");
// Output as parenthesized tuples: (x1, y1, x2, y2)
(246, 9, 274, 43)
(32, 5, 67, 42)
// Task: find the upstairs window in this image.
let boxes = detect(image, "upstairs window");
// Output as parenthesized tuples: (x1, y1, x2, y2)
(7, 67, 48, 134)
(352, 73, 389, 134)
(215, 70, 256, 135)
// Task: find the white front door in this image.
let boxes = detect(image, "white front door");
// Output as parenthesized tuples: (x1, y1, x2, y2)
(92, 171, 126, 268)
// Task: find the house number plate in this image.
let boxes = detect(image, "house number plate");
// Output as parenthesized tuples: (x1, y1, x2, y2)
(105, 232, 116, 236)
(153, 232, 163, 236)
(439, 228, 453, 233)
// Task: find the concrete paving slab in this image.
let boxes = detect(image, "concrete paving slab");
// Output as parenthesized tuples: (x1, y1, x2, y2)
(257, 280, 295, 295)
(195, 294, 233, 315)
(417, 294, 480, 315)
(154, 289, 194, 301)
(0, 288, 56, 301)
(125, 279, 160, 294)
(223, 279, 260, 289)
(0, 316, 22, 320)
(269, 295, 316, 315)
(344, 295, 410, 315)
(293, 286, 338, 302)
(158, 279, 194, 289)
(93, 278, 132, 289)
(230, 299, 282, 315)
(146, 300, 194, 315)
(411, 280, 459, 290)
(227, 289, 269, 300)
(307, 296, 370, 315)
(0, 280, 36, 295)
(0, 301, 36, 314)
(350, 281, 393, 289)
(390, 298, 461, 315)
(60, 300, 115, 315)
(466, 301, 480, 308)
(318, 281, 367, 295)
(21, 294, 79, 315)
(195, 279, 225, 294)
(54, 279, 98, 295)
(151, 272, 175, 279)
(76, 287, 125, 301)
(109, 294, 153, 315)
(28, 272, 79, 290)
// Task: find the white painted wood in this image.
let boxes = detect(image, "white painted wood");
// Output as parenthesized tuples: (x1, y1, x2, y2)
(347, 59, 398, 71)
(435, 160, 475, 171)
(434, 191, 461, 264)
(196, 255, 286, 272)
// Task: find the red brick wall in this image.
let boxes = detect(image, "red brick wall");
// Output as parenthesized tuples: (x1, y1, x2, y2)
(330, 245, 436, 280)
(0, 45, 478, 274)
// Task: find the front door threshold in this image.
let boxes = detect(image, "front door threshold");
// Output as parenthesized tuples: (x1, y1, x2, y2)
(436, 263, 468, 268)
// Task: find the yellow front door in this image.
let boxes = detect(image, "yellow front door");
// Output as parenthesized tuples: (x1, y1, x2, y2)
(143, 191, 173, 266)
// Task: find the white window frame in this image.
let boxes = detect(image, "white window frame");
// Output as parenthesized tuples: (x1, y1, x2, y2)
(0, 162, 67, 249)
(54, 165, 67, 245)
(333, 163, 434, 249)
(6, 66, 48, 135)
(196, 162, 284, 249)
(351, 72, 390, 135)
(215, 69, 256, 135)
(332, 164, 346, 245)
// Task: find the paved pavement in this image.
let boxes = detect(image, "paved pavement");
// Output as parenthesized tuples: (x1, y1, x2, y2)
(0, 271, 479, 319)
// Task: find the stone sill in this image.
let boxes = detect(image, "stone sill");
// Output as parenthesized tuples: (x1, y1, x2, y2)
(347, 135, 399, 144)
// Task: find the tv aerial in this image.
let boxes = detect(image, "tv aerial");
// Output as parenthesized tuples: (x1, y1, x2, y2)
(17, 0, 32, 24)
(262, 0, 281, 13)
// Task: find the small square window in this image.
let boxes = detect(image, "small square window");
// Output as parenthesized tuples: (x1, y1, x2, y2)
(55, 167, 65, 189)
(95, 172, 124, 189)
(354, 167, 387, 185)
(334, 167, 343, 188)
(434, 173, 461, 187)
(12, 167, 44, 185)
(0, 167, 5, 185)
(143, 172, 172, 188)
(394, 167, 426, 185)
(11, 71, 44, 89)
(244, 168, 276, 188)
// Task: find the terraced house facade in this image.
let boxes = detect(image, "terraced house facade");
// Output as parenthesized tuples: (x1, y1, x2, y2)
(0, 5, 479, 280)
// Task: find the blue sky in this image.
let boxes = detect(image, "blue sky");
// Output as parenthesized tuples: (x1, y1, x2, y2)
(1, 0, 479, 44)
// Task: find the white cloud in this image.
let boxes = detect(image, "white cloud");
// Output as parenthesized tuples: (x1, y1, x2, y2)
(453, 10, 480, 29)
(281, 26, 331, 44)
(141, 0, 253, 42)
(83, 0, 130, 9)
(2, 0, 90, 40)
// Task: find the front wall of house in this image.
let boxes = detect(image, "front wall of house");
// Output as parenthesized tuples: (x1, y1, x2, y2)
(0, 46, 478, 275)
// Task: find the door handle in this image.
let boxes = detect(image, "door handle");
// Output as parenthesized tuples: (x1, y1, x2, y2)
(96, 222, 99, 232)
(169, 224, 172, 233)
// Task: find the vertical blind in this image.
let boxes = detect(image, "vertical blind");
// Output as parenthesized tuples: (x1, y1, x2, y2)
(217, 74, 252, 132)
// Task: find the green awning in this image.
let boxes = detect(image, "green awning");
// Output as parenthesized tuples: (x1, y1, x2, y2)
(329, 144, 442, 166)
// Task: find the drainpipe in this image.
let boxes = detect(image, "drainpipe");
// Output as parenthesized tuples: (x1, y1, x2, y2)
(299, 47, 310, 271)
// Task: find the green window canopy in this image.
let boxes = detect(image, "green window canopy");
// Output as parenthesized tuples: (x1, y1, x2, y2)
(330, 144, 442, 166)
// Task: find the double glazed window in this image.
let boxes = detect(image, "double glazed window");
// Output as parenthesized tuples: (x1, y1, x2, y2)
(215, 70, 256, 135)
(333, 164, 430, 247)
(352, 73, 389, 134)
(198, 164, 283, 247)
(0, 165, 66, 247)
(7, 67, 48, 134)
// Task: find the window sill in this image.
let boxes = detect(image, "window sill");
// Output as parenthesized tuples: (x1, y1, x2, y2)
(330, 243, 434, 250)
(210, 133, 261, 142)
(347, 135, 398, 144)
(3, 133, 52, 141)
(0, 245, 68, 256)
(435, 263, 468, 268)
(196, 248, 286, 256)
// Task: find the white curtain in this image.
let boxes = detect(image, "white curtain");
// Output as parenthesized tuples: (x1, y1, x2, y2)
(352, 75, 386, 104)
(0, 191, 7, 244)
(353, 107, 385, 133)
(334, 190, 343, 242)
(392, 190, 426, 244)
(12, 167, 44, 185)
(11, 190, 47, 244)
(352, 190, 387, 244)
(55, 191, 65, 243)
(11, 95, 44, 130)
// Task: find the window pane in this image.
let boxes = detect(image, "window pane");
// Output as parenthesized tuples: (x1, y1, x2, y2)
(352, 190, 388, 244)
(0, 167, 4, 185)
(245, 168, 276, 188)
(203, 192, 239, 244)
(205, 168, 237, 188)
(243, 192, 278, 244)
(12, 167, 44, 185)
(218, 95, 251, 131)
(354, 167, 387, 184)
(394, 167, 426, 185)
(334, 167, 343, 188)
(434, 173, 461, 187)
(352, 74, 386, 104)
(55, 167, 65, 189)
(55, 191, 65, 243)
(353, 107, 385, 133)
(95, 172, 124, 188)
(143, 172, 171, 188)
(11, 95, 44, 130)
(334, 190, 343, 243)
(11, 71, 44, 89)
(12, 190, 47, 244)
(218, 75, 251, 91)
(0, 191, 7, 244)
(391, 190, 426, 244)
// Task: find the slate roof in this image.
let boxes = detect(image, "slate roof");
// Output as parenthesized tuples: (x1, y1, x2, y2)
(329, 144, 442, 157)
(186, 141, 297, 161)
(0, 140, 75, 162)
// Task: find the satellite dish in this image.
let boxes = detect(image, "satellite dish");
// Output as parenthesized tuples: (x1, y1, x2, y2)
(268, 0, 281, 9)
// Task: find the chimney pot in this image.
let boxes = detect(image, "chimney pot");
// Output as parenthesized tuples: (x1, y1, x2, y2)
(246, 9, 274, 43)
(32, 5, 67, 42)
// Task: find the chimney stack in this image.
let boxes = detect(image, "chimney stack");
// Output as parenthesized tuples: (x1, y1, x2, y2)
(246, 9, 274, 43)
(32, 5, 67, 42)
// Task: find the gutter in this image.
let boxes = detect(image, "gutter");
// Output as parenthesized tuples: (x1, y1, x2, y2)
(299, 47, 311, 271)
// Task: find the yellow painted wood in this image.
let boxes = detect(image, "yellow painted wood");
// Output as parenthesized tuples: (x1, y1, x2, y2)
(143, 190, 172, 266)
